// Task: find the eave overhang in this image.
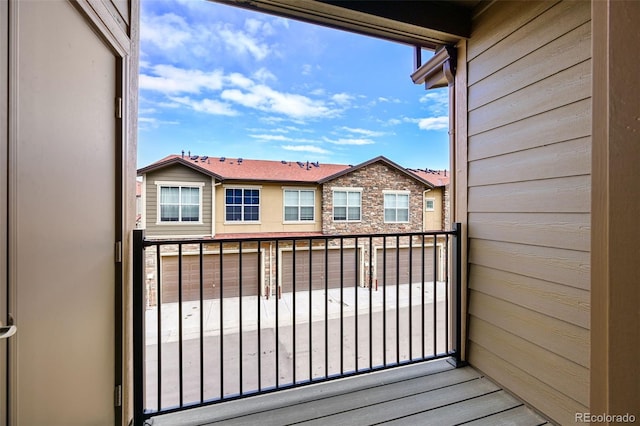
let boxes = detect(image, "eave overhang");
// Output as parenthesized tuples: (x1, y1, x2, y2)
(211, 0, 471, 49)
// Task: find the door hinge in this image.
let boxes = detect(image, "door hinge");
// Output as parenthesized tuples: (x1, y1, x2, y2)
(115, 241, 122, 263)
(115, 384, 122, 407)
(116, 97, 123, 119)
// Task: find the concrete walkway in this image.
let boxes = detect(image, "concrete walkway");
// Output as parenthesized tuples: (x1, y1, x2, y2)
(145, 282, 447, 345)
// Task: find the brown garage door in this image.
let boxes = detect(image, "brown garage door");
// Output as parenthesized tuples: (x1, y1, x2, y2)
(280, 248, 360, 293)
(161, 252, 260, 302)
(375, 246, 436, 286)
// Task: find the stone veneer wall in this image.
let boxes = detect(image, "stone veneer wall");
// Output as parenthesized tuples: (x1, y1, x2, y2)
(322, 162, 426, 235)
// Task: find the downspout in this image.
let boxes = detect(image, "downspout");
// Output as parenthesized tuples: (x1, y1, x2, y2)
(443, 51, 456, 230)
(212, 180, 221, 237)
(422, 189, 432, 232)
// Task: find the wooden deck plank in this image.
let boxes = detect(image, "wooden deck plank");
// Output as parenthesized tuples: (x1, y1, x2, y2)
(293, 378, 499, 426)
(379, 390, 521, 425)
(151, 361, 550, 426)
(462, 404, 549, 426)
(153, 360, 456, 426)
(204, 367, 482, 425)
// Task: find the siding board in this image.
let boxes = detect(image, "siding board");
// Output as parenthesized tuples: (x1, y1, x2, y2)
(145, 165, 212, 237)
(469, 265, 590, 328)
(468, 212, 590, 252)
(469, 239, 590, 290)
(468, 176, 591, 214)
(468, 291, 590, 368)
(468, 98, 591, 161)
(469, 318, 589, 406)
(469, 0, 591, 85)
(467, 1, 558, 61)
(466, 1, 591, 421)
(469, 21, 591, 110)
(468, 342, 588, 426)
(469, 59, 591, 136)
(469, 137, 590, 186)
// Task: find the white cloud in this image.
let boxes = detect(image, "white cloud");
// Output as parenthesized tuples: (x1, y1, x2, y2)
(302, 64, 313, 76)
(324, 137, 374, 146)
(417, 116, 449, 130)
(332, 93, 355, 105)
(141, 13, 192, 50)
(226, 72, 254, 89)
(170, 96, 237, 116)
(341, 127, 385, 137)
(419, 89, 449, 115)
(282, 145, 330, 154)
(253, 67, 277, 83)
(140, 65, 225, 94)
(249, 134, 292, 142)
(221, 84, 337, 119)
(219, 25, 270, 61)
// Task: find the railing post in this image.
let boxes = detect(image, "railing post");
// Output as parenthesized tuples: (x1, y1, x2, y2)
(133, 229, 145, 425)
(448, 223, 467, 368)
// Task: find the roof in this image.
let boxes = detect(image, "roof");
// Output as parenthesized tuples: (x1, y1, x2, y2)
(409, 168, 450, 187)
(318, 155, 434, 188)
(138, 154, 350, 183)
(137, 154, 448, 187)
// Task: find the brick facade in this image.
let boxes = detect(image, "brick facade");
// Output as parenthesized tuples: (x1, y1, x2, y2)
(322, 162, 427, 235)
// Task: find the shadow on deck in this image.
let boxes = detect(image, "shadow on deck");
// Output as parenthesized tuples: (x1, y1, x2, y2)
(149, 359, 550, 426)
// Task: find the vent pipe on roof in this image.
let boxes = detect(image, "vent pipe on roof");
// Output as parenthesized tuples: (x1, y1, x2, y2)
(188, 150, 191, 157)
(181, 150, 184, 158)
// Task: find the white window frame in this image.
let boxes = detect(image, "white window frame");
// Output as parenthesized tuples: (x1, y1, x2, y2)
(154, 181, 205, 225)
(223, 185, 262, 224)
(383, 190, 410, 223)
(283, 187, 316, 223)
(425, 197, 435, 212)
(332, 187, 363, 222)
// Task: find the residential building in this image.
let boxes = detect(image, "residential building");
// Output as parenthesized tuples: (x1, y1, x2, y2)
(1, 1, 638, 426)
(137, 153, 448, 239)
(137, 154, 449, 300)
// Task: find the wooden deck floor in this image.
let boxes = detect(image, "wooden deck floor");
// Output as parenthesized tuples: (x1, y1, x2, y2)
(150, 360, 550, 426)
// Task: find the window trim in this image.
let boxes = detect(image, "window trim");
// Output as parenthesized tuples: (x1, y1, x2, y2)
(154, 181, 205, 225)
(282, 187, 316, 223)
(383, 190, 411, 223)
(425, 197, 436, 212)
(223, 184, 262, 224)
(332, 187, 363, 222)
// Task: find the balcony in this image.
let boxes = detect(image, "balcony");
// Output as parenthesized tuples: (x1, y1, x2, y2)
(132, 226, 547, 425)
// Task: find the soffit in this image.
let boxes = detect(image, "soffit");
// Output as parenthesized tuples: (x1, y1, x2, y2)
(211, 0, 477, 49)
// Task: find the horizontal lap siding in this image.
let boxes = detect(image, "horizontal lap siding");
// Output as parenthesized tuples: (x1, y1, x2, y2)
(145, 165, 212, 237)
(466, 1, 591, 424)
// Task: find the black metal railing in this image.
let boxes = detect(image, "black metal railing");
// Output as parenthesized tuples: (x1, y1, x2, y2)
(133, 225, 462, 425)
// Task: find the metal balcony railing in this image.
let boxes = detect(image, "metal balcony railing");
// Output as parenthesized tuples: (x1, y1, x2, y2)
(133, 225, 462, 425)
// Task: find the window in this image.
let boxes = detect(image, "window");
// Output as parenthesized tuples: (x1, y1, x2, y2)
(384, 192, 409, 223)
(159, 185, 201, 222)
(225, 188, 260, 222)
(284, 189, 315, 222)
(425, 198, 435, 211)
(333, 189, 361, 221)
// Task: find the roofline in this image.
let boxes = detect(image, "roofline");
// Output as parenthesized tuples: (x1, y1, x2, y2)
(318, 155, 435, 189)
(137, 156, 224, 180)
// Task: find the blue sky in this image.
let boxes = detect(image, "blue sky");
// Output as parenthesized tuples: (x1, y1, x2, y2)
(138, 0, 450, 171)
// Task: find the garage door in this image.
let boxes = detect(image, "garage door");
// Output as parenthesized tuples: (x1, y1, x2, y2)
(281, 248, 360, 293)
(161, 252, 260, 302)
(375, 246, 436, 286)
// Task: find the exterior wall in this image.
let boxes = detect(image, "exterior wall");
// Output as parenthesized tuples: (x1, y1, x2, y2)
(215, 182, 322, 234)
(464, 1, 591, 424)
(423, 187, 444, 231)
(322, 162, 426, 234)
(144, 164, 213, 238)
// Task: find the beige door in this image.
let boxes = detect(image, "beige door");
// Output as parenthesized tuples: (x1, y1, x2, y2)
(6, 1, 118, 425)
